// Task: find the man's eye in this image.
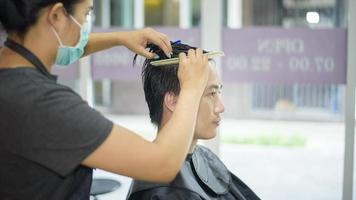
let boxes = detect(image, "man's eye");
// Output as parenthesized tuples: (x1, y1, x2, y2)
(209, 91, 217, 96)
(212, 90, 222, 96)
(207, 88, 222, 97)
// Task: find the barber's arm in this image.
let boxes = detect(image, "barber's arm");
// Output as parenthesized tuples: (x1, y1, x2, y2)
(83, 27, 172, 59)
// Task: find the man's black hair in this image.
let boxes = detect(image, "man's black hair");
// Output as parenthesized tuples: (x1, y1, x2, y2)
(134, 42, 207, 126)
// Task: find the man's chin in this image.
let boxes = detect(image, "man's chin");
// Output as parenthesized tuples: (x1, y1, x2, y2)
(199, 131, 217, 140)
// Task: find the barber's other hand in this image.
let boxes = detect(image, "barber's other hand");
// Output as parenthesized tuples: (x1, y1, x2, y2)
(178, 49, 209, 92)
(120, 28, 172, 59)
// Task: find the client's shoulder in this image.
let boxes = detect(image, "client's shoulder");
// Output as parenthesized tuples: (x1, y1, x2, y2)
(191, 145, 232, 195)
(193, 145, 228, 172)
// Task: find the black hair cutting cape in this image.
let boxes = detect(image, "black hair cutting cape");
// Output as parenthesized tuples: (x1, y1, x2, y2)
(126, 145, 261, 200)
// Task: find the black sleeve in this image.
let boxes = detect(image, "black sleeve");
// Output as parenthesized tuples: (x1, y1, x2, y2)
(128, 187, 203, 200)
(5, 80, 113, 177)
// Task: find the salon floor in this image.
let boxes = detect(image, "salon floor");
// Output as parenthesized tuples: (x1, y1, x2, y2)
(91, 115, 347, 200)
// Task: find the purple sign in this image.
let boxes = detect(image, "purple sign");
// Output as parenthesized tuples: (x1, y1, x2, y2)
(91, 27, 200, 80)
(222, 28, 347, 84)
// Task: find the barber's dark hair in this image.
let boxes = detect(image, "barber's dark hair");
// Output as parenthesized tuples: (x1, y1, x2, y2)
(0, 0, 83, 35)
(134, 42, 207, 126)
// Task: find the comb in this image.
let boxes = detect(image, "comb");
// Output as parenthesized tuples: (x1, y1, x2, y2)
(150, 51, 225, 67)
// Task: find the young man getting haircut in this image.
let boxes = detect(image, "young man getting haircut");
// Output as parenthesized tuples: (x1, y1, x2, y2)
(127, 43, 261, 200)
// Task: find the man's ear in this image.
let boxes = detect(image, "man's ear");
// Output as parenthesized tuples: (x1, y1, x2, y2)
(163, 92, 178, 112)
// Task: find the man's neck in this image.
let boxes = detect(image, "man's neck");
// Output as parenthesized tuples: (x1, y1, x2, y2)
(189, 139, 198, 154)
(158, 119, 198, 155)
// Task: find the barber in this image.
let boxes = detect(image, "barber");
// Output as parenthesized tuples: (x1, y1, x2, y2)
(0, 0, 209, 199)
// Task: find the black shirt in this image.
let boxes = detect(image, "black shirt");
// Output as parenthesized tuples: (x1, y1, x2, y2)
(0, 67, 113, 199)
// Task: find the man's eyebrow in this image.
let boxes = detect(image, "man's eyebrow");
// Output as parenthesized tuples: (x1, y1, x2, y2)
(207, 84, 223, 90)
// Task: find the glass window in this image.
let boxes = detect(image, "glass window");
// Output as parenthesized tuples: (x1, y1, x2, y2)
(220, 0, 348, 199)
(145, 0, 179, 26)
(111, 0, 134, 28)
(191, 0, 202, 26)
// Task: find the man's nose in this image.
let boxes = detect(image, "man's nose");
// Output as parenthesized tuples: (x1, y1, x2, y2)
(215, 95, 225, 114)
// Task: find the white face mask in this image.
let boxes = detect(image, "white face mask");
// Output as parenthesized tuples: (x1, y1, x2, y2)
(51, 15, 90, 66)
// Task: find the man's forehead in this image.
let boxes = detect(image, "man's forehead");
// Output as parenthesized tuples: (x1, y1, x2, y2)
(207, 65, 220, 83)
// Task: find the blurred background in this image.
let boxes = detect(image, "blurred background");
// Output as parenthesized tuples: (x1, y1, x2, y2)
(2, 0, 355, 200)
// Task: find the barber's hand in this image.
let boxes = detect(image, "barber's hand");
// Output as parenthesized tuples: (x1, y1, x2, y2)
(178, 49, 209, 92)
(120, 28, 172, 59)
